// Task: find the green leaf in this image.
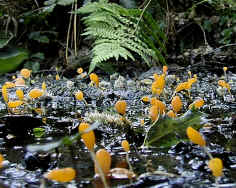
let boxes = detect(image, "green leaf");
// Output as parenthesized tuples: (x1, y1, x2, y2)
(144, 109, 207, 148)
(89, 61, 97, 74)
(24, 61, 40, 72)
(33, 127, 46, 138)
(57, 0, 75, 6)
(97, 62, 116, 74)
(31, 52, 45, 60)
(29, 32, 49, 43)
(76, 1, 166, 73)
(44, 0, 56, 6)
(0, 32, 14, 49)
(0, 48, 29, 73)
(43, 4, 57, 13)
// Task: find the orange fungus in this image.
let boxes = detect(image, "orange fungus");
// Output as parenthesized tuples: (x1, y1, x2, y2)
(20, 68, 31, 79)
(79, 122, 95, 151)
(121, 140, 130, 152)
(115, 100, 127, 115)
(208, 158, 223, 177)
(186, 127, 206, 147)
(95, 149, 111, 176)
(45, 167, 76, 183)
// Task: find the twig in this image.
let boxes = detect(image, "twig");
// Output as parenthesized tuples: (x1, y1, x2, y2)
(74, 0, 78, 56)
(66, 3, 74, 64)
(133, 0, 152, 35)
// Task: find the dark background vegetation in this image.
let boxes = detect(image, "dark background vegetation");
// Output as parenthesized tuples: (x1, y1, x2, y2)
(0, 0, 235, 74)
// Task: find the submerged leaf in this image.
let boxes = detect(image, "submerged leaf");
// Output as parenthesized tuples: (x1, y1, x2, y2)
(33, 128, 46, 138)
(144, 109, 207, 148)
(110, 168, 136, 179)
(27, 140, 62, 152)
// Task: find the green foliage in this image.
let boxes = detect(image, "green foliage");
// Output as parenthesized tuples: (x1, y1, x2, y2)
(44, 0, 75, 12)
(75, 1, 167, 73)
(192, 0, 236, 45)
(0, 32, 14, 49)
(0, 48, 29, 73)
(144, 109, 207, 148)
(24, 52, 45, 72)
(33, 128, 46, 138)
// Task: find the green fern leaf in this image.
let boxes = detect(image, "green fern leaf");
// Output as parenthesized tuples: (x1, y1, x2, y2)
(75, 1, 167, 72)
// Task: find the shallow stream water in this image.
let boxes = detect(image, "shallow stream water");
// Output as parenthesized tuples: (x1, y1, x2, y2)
(0, 65, 235, 187)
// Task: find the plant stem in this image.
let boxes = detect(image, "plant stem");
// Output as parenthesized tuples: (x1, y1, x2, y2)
(126, 153, 133, 172)
(66, 3, 74, 64)
(203, 146, 213, 159)
(90, 151, 109, 188)
(133, 0, 152, 35)
(74, 0, 78, 56)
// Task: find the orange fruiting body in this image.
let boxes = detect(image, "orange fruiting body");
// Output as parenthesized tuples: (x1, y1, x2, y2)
(171, 96, 182, 113)
(167, 110, 177, 118)
(95, 149, 111, 176)
(218, 80, 231, 93)
(42, 82, 46, 92)
(163, 66, 168, 74)
(140, 119, 145, 126)
(115, 100, 127, 115)
(150, 98, 166, 114)
(29, 88, 43, 99)
(149, 105, 158, 122)
(152, 74, 165, 95)
(208, 158, 223, 177)
(223, 67, 227, 72)
(34, 108, 43, 115)
(2, 85, 8, 103)
(188, 77, 197, 85)
(141, 96, 149, 103)
(0, 154, 4, 168)
(77, 67, 83, 74)
(4, 82, 15, 88)
(121, 140, 130, 152)
(189, 98, 204, 109)
(56, 74, 60, 80)
(20, 68, 31, 79)
(186, 127, 206, 147)
(79, 122, 95, 151)
(175, 82, 191, 93)
(14, 77, 25, 86)
(75, 91, 84, 101)
(90, 73, 99, 87)
(16, 89, 24, 101)
(7, 100, 23, 108)
(45, 167, 76, 183)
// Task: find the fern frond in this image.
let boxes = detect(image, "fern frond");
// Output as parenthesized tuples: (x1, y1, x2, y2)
(75, 1, 167, 73)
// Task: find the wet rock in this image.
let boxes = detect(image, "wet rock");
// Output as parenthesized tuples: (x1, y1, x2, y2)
(123, 174, 169, 187)
(138, 66, 162, 80)
(0, 115, 45, 136)
(169, 142, 192, 155)
(188, 158, 205, 170)
(114, 75, 127, 89)
(23, 152, 51, 171)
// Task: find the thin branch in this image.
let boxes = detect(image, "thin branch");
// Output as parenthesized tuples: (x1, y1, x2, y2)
(133, 0, 152, 35)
